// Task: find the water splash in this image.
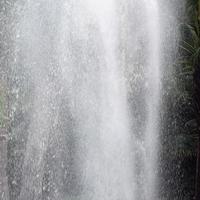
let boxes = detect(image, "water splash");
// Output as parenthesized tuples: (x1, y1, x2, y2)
(10, 0, 161, 200)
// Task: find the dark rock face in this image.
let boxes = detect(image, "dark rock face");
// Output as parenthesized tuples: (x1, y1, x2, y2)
(194, 55, 200, 200)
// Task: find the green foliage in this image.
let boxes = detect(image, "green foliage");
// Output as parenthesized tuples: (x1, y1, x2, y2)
(168, 0, 200, 159)
(181, 0, 200, 65)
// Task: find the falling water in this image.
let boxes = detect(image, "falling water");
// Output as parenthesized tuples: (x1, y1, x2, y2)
(143, 1, 160, 199)
(7, 0, 162, 199)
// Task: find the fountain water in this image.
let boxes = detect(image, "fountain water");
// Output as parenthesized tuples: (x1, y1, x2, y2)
(9, 0, 162, 199)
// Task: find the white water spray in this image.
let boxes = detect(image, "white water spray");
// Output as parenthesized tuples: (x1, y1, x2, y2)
(10, 0, 161, 200)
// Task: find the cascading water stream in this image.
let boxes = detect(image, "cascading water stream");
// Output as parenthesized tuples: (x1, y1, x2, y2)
(10, 0, 161, 200)
(143, 1, 161, 199)
(81, 1, 135, 199)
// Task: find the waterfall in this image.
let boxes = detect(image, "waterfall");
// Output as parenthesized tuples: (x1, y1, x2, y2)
(10, 0, 162, 199)
(143, 1, 161, 199)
